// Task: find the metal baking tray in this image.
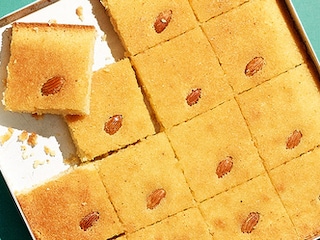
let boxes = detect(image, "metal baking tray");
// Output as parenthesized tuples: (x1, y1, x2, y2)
(0, 0, 320, 239)
(285, 0, 320, 75)
(0, 0, 60, 27)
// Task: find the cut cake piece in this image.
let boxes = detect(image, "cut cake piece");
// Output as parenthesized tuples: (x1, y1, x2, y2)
(201, 0, 305, 93)
(126, 208, 212, 239)
(166, 99, 265, 202)
(189, 0, 248, 22)
(65, 59, 155, 162)
(17, 164, 124, 240)
(95, 133, 195, 233)
(236, 63, 320, 170)
(4, 22, 96, 115)
(199, 174, 298, 239)
(101, 0, 198, 56)
(269, 147, 320, 239)
(131, 27, 232, 129)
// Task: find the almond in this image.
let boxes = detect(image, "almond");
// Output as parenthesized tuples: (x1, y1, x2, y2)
(154, 10, 172, 33)
(286, 130, 302, 149)
(216, 156, 233, 178)
(245, 57, 265, 77)
(79, 211, 99, 231)
(241, 212, 260, 233)
(41, 76, 65, 96)
(186, 88, 201, 106)
(147, 188, 166, 209)
(104, 115, 123, 135)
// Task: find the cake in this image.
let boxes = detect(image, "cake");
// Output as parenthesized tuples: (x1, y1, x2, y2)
(166, 99, 265, 202)
(95, 133, 195, 233)
(4, 22, 96, 115)
(201, 0, 305, 93)
(3, 0, 320, 239)
(101, 0, 198, 56)
(270, 147, 320, 239)
(17, 164, 123, 240)
(236, 63, 320, 170)
(131, 27, 232, 129)
(200, 174, 298, 239)
(126, 208, 212, 239)
(65, 59, 155, 162)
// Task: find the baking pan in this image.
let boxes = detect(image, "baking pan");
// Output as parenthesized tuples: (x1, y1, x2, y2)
(0, 0, 320, 239)
(285, 0, 320, 75)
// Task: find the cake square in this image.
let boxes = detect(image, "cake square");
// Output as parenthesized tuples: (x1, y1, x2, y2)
(236, 64, 320, 170)
(201, 0, 305, 93)
(166, 99, 265, 202)
(269, 147, 320, 239)
(4, 22, 96, 115)
(199, 174, 297, 239)
(95, 133, 195, 233)
(131, 27, 232, 130)
(189, 0, 247, 22)
(65, 59, 155, 162)
(126, 208, 212, 239)
(101, 0, 198, 56)
(17, 164, 123, 240)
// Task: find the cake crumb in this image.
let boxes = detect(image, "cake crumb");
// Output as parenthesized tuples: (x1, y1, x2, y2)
(21, 151, 29, 160)
(27, 132, 38, 147)
(33, 160, 46, 169)
(44, 146, 56, 157)
(76, 6, 84, 21)
(0, 127, 14, 145)
(21, 145, 28, 159)
(48, 19, 57, 25)
(18, 130, 28, 142)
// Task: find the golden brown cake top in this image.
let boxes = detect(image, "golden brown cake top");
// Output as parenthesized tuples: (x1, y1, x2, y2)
(17, 164, 123, 239)
(4, 22, 96, 115)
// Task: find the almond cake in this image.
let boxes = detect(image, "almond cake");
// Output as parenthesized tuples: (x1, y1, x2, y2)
(4, 0, 320, 239)
(17, 164, 123, 240)
(65, 59, 155, 162)
(101, 0, 198, 56)
(166, 99, 265, 202)
(236, 63, 320, 170)
(201, 0, 305, 93)
(4, 22, 96, 115)
(131, 27, 232, 130)
(95, 133, 195, 233)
